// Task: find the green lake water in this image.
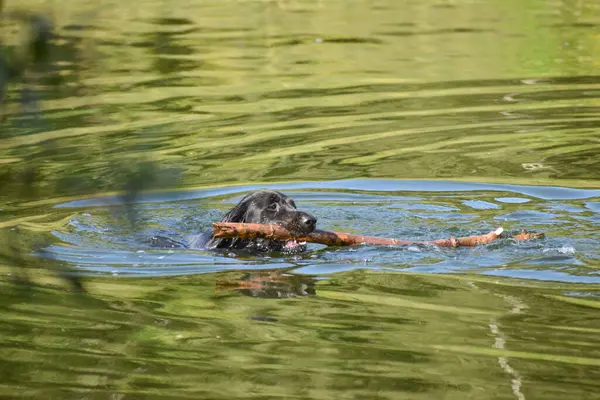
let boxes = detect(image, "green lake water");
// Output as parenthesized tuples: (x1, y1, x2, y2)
(1, 0, 600, 398)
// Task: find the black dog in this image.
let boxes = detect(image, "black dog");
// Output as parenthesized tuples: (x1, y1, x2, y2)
(184, 190, 317, 254)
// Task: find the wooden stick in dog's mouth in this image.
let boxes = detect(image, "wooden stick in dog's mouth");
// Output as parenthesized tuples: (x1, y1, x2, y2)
(212, 222, 544, 248)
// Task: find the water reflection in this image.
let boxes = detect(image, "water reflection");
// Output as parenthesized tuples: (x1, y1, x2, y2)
(2, 1, 600, 199)
(2, 0, 600, 397)
(2, 267, 600, 399)
(216, 269, 317, 299)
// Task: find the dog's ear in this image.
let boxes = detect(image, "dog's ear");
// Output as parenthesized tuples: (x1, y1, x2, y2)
(205, 194, 252, 249)
(219, 196, 251, 223)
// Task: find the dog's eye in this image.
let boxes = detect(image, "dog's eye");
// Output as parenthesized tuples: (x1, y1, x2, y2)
(267, 203, 278, 211)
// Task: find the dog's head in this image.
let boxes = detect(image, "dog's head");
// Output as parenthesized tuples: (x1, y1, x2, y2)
(207, 190, 317, 254)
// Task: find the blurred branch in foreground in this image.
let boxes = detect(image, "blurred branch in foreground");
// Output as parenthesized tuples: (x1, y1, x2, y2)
(1, 9, 183, 291)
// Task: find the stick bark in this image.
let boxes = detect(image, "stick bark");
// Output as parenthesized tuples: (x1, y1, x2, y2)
(212, 222, 543, 248)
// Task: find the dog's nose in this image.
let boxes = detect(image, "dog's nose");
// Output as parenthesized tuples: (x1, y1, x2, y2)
(300, 213, 317, 231)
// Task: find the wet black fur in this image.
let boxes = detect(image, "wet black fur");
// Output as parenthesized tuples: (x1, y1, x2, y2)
(181, 190, 317, 254)
(205, 190, 317, 253)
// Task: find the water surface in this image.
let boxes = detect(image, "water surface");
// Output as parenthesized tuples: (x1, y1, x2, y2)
(1, 0, 600, 398)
